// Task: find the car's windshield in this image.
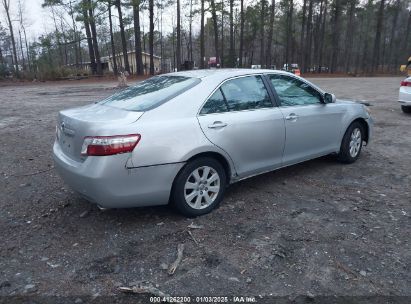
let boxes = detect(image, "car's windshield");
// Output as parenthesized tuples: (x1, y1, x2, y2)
(98, 76, 200, 111)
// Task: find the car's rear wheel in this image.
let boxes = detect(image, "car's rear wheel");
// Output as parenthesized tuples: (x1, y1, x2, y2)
(401, 105, 411, 113)
(171, 157, 226, 217)
(338, 122, 364, 164)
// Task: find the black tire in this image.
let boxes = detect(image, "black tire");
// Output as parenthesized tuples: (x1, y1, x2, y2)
(401, 105, 411, 113)
(171, 157, 227, 217)
(337, 122, 364, 164)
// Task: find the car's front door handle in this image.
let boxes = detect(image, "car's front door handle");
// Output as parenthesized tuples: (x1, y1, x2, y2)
(285, 113, 299, 121)
(208, 121, 228, 129)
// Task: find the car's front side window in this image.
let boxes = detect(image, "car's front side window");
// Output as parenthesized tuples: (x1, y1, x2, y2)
(268, 74, 323, 106)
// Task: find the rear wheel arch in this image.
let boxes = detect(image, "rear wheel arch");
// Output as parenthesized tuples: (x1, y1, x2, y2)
(184, 152, 232, 185)
(169, 151, 233, 204)
(169, 154, 229, 216)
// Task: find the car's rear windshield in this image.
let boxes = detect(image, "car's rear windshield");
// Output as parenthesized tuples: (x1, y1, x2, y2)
(98, 76, 201, 111)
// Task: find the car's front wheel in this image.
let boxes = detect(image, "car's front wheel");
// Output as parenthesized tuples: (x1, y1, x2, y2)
(338, 122, 364, 164)
(401, 105, 411, 113)
(171, 157, 227, 217)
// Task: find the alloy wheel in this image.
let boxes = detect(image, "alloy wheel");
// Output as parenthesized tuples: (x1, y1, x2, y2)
(184, 166, 221, 210)
(349, 127, 362, 157)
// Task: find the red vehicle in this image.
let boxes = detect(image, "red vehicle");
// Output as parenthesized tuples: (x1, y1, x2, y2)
(282, 63, 301, 76)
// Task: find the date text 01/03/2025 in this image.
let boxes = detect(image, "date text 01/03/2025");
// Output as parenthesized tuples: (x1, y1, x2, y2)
(149, 296, 257, 303)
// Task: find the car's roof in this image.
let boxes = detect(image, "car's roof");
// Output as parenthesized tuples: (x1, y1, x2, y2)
(165, 68, 289, 79)
(163, 68, 325, 95)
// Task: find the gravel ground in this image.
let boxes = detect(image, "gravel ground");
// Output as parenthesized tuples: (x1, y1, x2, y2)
(0, 77, 410, 303)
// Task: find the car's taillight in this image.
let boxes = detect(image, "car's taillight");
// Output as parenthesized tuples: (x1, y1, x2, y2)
(400, 80, 411, 87)
(81, 134, 141, 156)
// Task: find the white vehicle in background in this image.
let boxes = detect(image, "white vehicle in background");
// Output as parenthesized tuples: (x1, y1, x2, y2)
(399, 77, 411, 113)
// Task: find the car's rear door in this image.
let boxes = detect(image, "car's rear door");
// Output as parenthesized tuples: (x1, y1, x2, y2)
(266, 74, 344, 166)
(197, 75, 285, 178)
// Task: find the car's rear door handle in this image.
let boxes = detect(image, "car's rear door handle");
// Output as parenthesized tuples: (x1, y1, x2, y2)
(285, 113, 298, 121)
(208, 121, 228, 129)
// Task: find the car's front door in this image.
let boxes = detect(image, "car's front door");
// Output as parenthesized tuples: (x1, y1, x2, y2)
(197, 75, 285, 178)
(267, 74, 345, 166)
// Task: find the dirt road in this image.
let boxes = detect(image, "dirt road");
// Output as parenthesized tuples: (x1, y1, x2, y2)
(0, 77, 410, 302)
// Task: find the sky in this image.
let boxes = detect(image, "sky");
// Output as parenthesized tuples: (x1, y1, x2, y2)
(1, 0, 201, 42)
(1, 0, 274, 44)
(0, 0, 50, 40)
(19, 0, 49, 40)
(26, 0, 47, 39)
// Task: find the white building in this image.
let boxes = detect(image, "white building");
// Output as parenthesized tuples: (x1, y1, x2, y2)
(103, 51, 161, 75)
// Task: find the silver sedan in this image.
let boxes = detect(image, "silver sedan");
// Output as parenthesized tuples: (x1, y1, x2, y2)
(53, 69, 373, 216)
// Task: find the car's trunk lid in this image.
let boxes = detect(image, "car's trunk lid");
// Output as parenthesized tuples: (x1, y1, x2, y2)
(57, 104, 143, 162)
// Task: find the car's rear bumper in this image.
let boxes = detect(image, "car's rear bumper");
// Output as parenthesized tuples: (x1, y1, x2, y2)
(399, 87, 411, 104)
(53, 141, 184, 208)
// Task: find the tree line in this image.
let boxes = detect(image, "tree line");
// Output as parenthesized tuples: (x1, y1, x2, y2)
(0, 0, 410, 80)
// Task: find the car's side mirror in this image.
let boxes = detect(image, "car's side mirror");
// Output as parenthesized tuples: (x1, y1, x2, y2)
(323, 93, 336, 104)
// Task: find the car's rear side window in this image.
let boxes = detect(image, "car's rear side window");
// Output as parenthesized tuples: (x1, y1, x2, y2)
(200, 75, 272, 114)
(221, 76, 272, 111)
(99, 76, 200, 111)
(200, 89, 228, 115)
